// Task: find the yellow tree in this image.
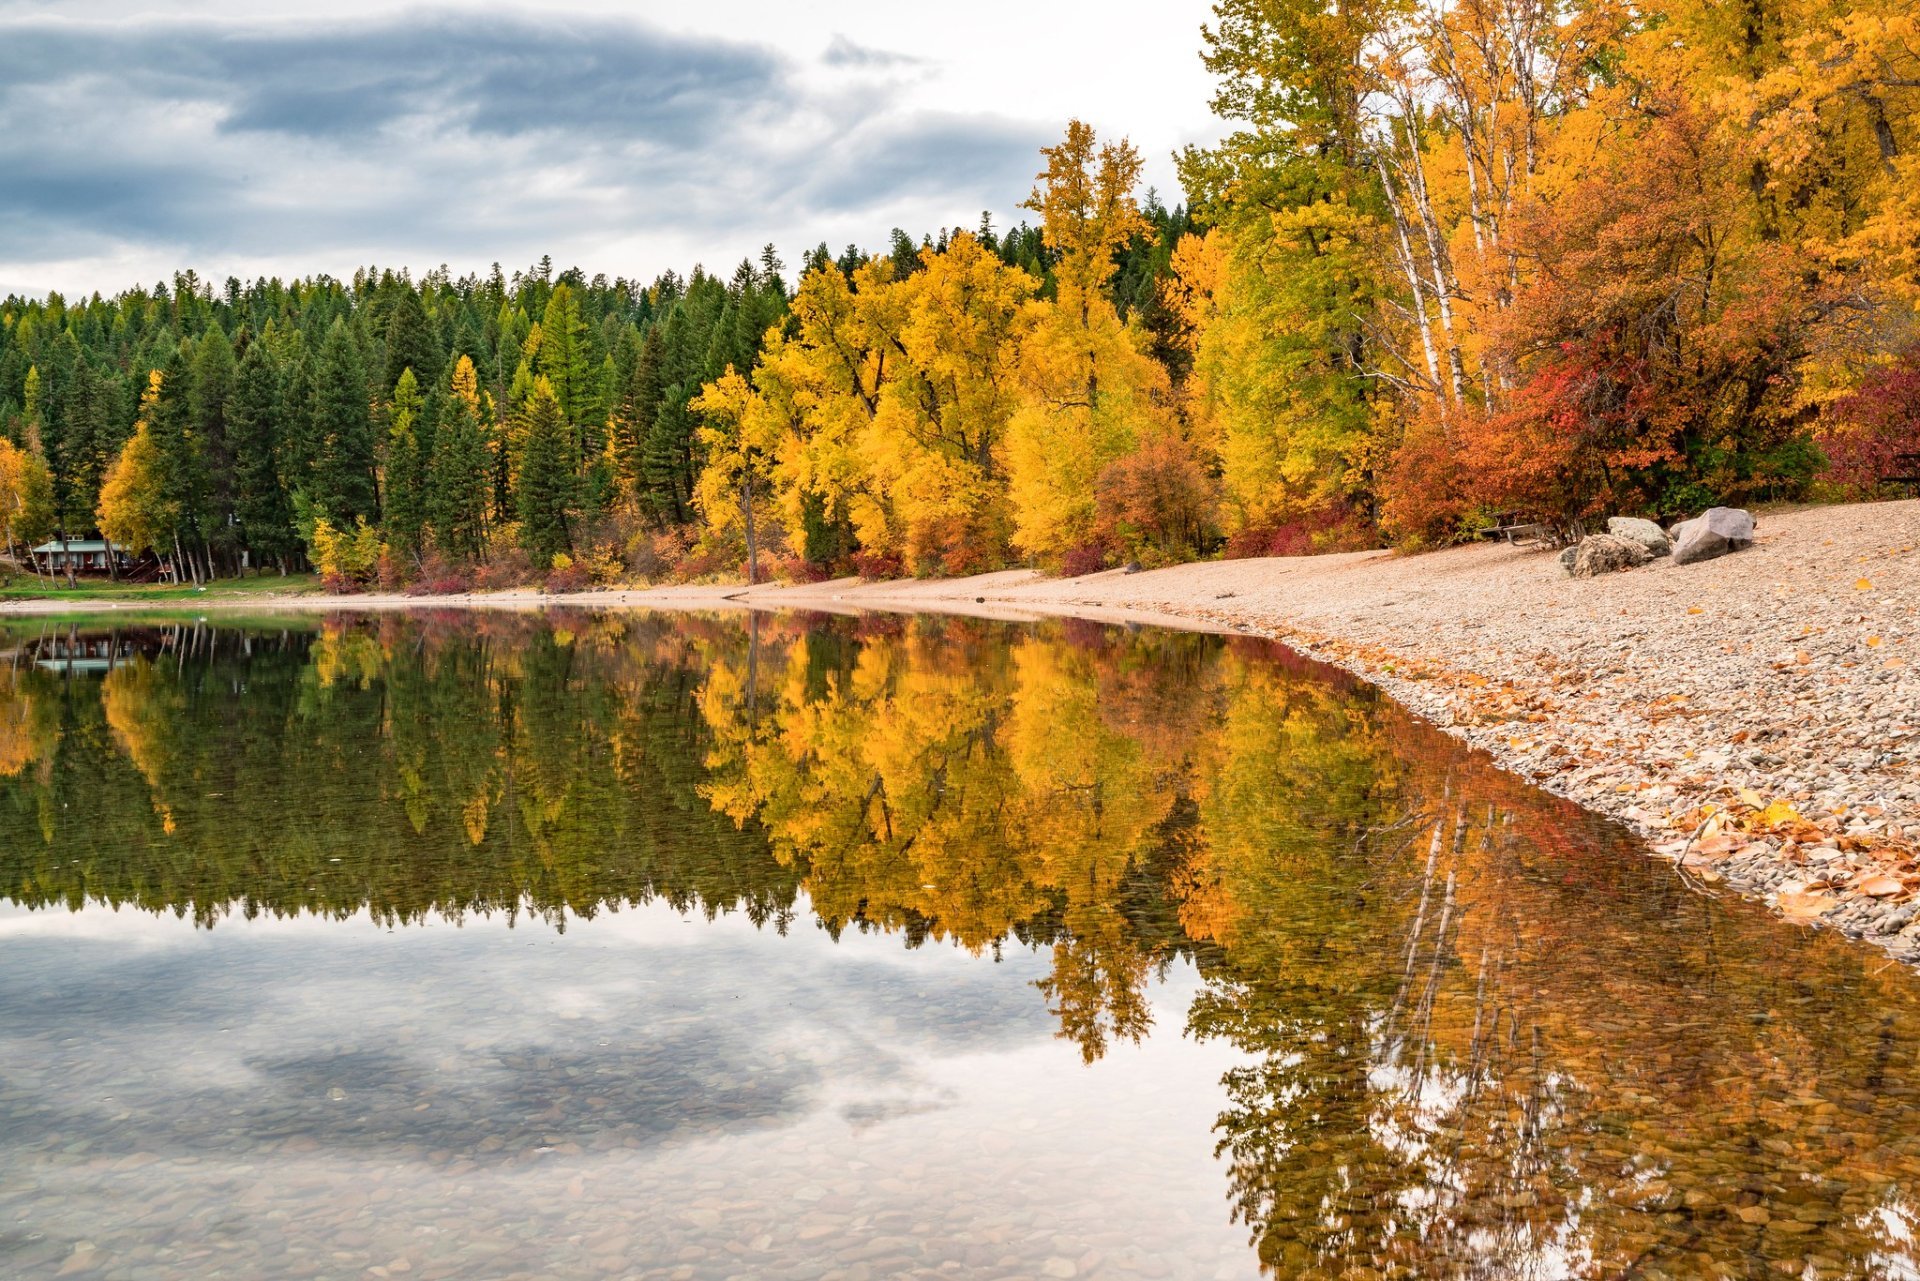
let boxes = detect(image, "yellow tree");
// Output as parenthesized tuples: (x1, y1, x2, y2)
(1006, 122, 1175, 564)
(0, 438, 55, 569)
(97, 372, 178, 561)
(690, 367, 786, 581)
(867, 232, 1034, 573)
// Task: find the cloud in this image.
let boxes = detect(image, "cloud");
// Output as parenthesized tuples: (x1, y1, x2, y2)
(0, 10, 1048, 294)
(822, 34, 924, 70)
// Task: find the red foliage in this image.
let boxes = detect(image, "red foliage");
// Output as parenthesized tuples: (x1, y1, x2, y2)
(1224, 500, 1374, 558)
(1094, 434, 1218, 564)
(850, 549, 905, 581)
(543, 561, 592, 594)
(1820, 349, 1920, 490)
(407, 573, 473, 596)
(1059, 541, 1111, 576)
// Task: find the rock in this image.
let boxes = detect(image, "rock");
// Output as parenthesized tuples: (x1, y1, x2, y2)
(1671, 507, 1755, 566)
(1558, 545, 1579, 575)
(1565, 534, 1653, 578)
(1606, 516, 1671, 557)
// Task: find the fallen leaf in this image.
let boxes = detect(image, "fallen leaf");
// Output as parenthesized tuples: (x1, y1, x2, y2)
(1777, 889, 1833, 921)
(1868, 636, 1884, 648)
(1856, 578, 1873, 591)
(1755, 800, 1802, 829)
(1860, 875, 1905, 898)
(1796, 650, 1812, 665)
(1687, 606, 1704, 615)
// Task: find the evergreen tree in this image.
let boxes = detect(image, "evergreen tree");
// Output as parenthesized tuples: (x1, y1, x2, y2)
(384, 288, 441, 394)
(429, 356, 493, 563)
(384, 367, 428, 559)
(516, 376, 576, 563)
(536, 282, 598, 450)
(309, 319, 378, 523)
(188, 326, 238, 567)
(610, 325, 663, 510)
(227, 340, 298, 571)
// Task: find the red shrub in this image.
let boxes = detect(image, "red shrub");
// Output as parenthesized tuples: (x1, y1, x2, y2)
(544, 561, 592, 594)
(1820, 348, 1920, 491)
(1059, 541, 1110, 577)
(850, 549, 905, 581)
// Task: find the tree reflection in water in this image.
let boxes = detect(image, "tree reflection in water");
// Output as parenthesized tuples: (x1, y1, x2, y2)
(2, 609, 1918, 1279)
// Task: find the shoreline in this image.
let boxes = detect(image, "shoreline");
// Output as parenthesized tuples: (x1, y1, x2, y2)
(7, 499, 1916, 961)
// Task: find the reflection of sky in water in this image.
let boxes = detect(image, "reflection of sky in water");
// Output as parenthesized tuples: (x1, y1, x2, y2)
(0, 898, 1256, 1280)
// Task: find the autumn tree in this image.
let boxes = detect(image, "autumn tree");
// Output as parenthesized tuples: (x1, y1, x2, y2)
(1005, 121, 1175, 565)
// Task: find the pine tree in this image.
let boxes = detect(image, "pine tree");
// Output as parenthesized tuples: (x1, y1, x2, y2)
(609, 325, 664, 511)
(310, 319, 378, 524)
(516, 376, 576, 564)
(537, 283, 598, 452)
(384, 289, 441, 394)
(429, 356, 493, 563)
(384, 367, 428, 559)
(188, 326, 238, 568)
(226, 340, 298, 571)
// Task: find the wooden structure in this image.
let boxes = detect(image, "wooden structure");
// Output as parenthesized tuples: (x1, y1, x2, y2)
(28, 539, 131, 575)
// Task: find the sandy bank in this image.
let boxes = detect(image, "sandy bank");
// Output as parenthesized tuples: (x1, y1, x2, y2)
(8, 499, 1917, 959)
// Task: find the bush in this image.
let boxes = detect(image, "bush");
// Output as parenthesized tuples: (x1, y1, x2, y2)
(1094, 434, 1219, 566)
(1819, 347, 1920, 493)
(407, 572, 472, 596)
(544, 554, 591, 594)
(472, 546, 534, 591)
(1224, 501, 1374, 559)
(850, 548, 905, 581)
(1059, 541, 1110, 577)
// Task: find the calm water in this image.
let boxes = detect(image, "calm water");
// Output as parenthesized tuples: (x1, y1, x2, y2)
(2, 612, 1919, 1281)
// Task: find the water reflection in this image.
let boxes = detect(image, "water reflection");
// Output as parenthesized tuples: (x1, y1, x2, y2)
(2, 611, 1919, 1279)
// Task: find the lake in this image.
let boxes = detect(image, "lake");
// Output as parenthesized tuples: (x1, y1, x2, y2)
(1, 610, 1918, 1280)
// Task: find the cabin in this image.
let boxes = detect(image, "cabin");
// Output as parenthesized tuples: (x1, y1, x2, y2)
(29, 540, 132, 575)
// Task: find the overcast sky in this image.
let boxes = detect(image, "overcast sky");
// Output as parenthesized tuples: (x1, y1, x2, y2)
(0, 1, 1222, 299)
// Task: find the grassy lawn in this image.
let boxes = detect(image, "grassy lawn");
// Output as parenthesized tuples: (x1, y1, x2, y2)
(0, 572, 324, 601)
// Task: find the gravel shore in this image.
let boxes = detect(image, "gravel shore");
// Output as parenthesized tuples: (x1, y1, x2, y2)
(710, 499, 1920, 961)
(7, 499, 1914, 958)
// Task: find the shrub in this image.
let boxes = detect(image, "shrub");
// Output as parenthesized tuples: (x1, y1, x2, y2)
(472, 546, 534, 591)
(1059, 541, 1110, 577)
(1094, 434, 1219, 566)
(1819, 347, 1920, 492)
(544, 553, 591, 595)
(850, 548, 905, 581)
(1224, 501, 1374, 559)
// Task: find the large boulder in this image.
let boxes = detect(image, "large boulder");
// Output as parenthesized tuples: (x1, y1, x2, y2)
(1670, 507, 1755, 566)
(1607, 516, 1671, 558)
(1563, 533, 1653, 578)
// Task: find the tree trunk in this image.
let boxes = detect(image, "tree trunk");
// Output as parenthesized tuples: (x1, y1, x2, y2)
(741, 472, 758, 586)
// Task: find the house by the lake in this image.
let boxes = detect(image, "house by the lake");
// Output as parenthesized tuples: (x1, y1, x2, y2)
(30, 540, 131, 574)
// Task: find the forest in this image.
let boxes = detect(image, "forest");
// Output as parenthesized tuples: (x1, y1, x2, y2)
(0, 0, 1914, 588)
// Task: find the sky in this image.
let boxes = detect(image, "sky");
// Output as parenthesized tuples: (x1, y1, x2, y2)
(0, 0, 1224, 299)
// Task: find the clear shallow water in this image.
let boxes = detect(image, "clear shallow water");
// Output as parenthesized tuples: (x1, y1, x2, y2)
(2, 612, 1919, 1281)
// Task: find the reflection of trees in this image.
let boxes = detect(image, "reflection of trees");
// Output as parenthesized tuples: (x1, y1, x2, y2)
(0, 614, 797, 927)
(697, 616, 1206, 1062)
(7, 613, 1920, 1276)
(1177, 643, 1920, 1278)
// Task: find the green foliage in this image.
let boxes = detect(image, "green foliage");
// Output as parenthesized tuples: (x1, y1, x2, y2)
(516, 377, 576, 563)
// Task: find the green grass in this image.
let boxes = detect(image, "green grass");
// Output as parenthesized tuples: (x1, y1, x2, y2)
(0, 572, 324, 602)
